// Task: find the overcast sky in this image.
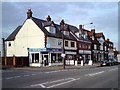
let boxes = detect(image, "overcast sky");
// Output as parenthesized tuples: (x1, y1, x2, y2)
(1, 1, 118, 51)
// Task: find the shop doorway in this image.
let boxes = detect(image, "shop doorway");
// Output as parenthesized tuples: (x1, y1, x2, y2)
(42, 54, 49, 66)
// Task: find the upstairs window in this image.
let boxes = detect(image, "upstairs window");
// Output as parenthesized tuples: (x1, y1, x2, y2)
(8, 42, 11, 47)
(88, 45, 91, 49)
(100, 45, 103, 50)
(64, 31, 69, 36)
(79, 44, 82, 48)
(71, 42, 75, 47)
(58, 42, 62, 46)
(105, 46, 107, 51)
(65, 41, 68, 47)
(92, 36, 94, 40)
(94, 44, 97, 49)
(50, 26, 56, 34)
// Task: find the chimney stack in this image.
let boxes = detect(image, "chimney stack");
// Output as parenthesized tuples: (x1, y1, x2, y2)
(79, 25, 82, 32)
(60, 19, 65, 30)
(27, 9, 32, 19)
(107, 38, 109, 41)
(91, 29, 95, 32)
(46, 15, 51, 21)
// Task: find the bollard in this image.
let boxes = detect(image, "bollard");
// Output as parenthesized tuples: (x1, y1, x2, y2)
(81, 60, 84, 66)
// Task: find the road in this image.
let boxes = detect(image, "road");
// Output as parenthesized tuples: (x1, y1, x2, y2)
(2, 65, 119, 89)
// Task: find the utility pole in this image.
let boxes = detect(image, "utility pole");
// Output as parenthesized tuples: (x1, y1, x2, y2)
(60, 19, 65, 69)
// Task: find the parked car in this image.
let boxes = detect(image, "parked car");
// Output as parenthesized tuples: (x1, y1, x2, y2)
(100, 60, 114, 66)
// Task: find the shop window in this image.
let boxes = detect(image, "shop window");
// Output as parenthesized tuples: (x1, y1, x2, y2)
(65, 41, 68, 47)
(51, 53, 62, 63)
(32, 53, 39, 63)
(71, 42, 75, 47)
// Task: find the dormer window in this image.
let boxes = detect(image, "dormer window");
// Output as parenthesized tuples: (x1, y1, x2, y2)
(92, 36, 94, 40)
(45, 26, 56, 34)
(50, 26, 56, 34)
(63, 31, 69, 36)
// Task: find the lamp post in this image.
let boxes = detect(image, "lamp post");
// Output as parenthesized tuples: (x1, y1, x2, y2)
(60, 20, 65, 69)
(82, 22, 93, 29)
(82, 22, 93, 65)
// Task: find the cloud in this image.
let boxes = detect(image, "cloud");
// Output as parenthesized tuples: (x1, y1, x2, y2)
(2, 2, 118, 49)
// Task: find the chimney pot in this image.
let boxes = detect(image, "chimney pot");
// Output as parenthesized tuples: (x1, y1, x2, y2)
(60, 19, 65, 30)
(46, 15, 51, 21)
(79, 25, 82, 32)
(27, 9, 32, 19)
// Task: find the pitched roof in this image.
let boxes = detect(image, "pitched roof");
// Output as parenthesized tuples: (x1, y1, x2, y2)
(95, 33, 105, 40)
(87, 30, 95, 37)
(104, 39, 113, 44)
(43, 21, 55, 27)
(66, 24, 79, 33)
(6, 17, 77, 41)
(6, 26, 22, 41)
(32, 17, 77, 40)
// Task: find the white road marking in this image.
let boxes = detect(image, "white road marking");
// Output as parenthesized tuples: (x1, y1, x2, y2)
(45, 70, 68, 74)
(88, 71, 105, 76)
(6, 77, 13, 80)
(109, 68, 118, 71)
(30, 77, 80, 88)
(31, 74, 36, 76)
(39, 84, 46, 88)
(23, 75, 30, 77)
(47, 78, 80, 88)
(14, 76, 21, 78)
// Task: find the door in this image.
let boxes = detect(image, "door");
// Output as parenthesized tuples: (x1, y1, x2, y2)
(43, 54, 49, 66)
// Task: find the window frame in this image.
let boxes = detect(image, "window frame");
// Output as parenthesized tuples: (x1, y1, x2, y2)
(71, 42, 75, 47)
(65, 41, 68, 47)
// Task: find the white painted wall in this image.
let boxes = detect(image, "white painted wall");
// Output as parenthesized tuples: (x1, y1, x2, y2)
(6, 41, 15, 57)
(47, 37, 77, 50)
(6, 19, 45, 57)
(64, 39, 77, 50)
(47, 37, 62, 48)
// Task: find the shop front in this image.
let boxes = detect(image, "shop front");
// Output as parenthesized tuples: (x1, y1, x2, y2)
(79, 50, 91, 64)
(92, 50, 99, 62)
(65, 50, 77, 65)
(28, 48, 62, 67)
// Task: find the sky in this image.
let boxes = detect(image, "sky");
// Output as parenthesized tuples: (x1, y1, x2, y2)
(0, 1, 119, 52)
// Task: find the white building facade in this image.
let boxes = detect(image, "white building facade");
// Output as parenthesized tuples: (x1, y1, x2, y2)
(5, 9, 77, 67)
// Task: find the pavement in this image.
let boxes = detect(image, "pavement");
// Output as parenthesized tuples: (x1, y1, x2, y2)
(3, 63, 100, 71)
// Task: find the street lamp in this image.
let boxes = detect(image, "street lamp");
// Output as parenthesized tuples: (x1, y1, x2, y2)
(60, 19, 65, 69)
(82, 22, 93, 29)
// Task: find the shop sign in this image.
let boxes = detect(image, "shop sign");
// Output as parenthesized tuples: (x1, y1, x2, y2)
(48, 48, 62, 53)
(29, 48, 47, 52)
